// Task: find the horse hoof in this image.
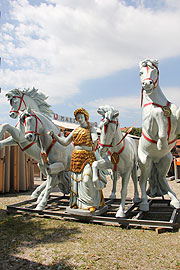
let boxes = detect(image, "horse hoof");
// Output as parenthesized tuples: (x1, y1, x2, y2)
(35, 205, 45, 211)
(31, 192, 39, 199)
(133, 197, 141, 204)
(116, 210, 125, 218)
(110, 194, 116, 199)
(170, 200, 180, 209)
(139, 202, 149, 211)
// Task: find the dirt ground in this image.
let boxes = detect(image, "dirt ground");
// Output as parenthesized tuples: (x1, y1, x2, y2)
(0, 177, 180, 270)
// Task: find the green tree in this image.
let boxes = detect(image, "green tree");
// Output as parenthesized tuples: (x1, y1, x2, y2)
(128, 127, 142, 137)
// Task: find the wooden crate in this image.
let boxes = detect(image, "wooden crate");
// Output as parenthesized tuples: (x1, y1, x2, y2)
(0, 132, 34, 193)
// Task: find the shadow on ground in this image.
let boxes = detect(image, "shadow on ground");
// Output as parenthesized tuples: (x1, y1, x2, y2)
(2, 256, 74, 270)
(0, 211, 81, 269)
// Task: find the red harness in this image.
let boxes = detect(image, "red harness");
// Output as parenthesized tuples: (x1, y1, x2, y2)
(10, 93, 26, 115)
(141, 63, 159, 107)
(24, 111, 61, 158)
(24, 110, 43, 137)
(142, 101, 177, 145)
(99, 119, 126, 171)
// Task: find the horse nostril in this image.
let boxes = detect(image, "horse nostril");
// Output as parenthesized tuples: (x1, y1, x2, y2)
(26, 134, 33, 141)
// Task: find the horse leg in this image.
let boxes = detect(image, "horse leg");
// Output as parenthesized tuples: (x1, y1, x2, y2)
(36, 175, 59, 204)
(57, 171, 71, 195)
(35, 174, 55, 210)
(110, 170, 118, 199)
(0, 136, 18, 150)
(92, 159, 109, 190)
(0, 123, 22, 141)
(131, 161, 141, 203)
(156, 153, 180, 208)
(31, 180, 47, 198)
(139, 158, 153, 211)
(35, 162, 65, 210)
(116, 171, 131, 218)
(31, 163, 48, 198)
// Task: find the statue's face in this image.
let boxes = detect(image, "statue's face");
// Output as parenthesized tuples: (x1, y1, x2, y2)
(76, 113, 86, 125)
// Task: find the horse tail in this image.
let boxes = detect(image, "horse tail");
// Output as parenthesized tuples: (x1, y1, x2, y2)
(146, 163, 166, 197)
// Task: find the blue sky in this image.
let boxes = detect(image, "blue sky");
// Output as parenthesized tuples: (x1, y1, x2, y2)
(0, 0, 180, 127)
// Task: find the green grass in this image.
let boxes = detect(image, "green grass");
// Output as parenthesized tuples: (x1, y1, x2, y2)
(0, 192, 180, 269)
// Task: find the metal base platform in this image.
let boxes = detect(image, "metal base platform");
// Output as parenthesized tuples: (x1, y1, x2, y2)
(7, 195, 180, 231)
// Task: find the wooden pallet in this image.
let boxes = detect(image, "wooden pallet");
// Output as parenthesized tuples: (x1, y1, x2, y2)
(7, 196, 180, 231)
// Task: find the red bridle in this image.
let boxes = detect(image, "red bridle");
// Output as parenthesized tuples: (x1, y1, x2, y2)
(24, 110, 43, 137)
(99, 119, 119, 148)
(24, 111, 61, 158)
(10, 93, 26, 114)
(141, 63, 159, 107)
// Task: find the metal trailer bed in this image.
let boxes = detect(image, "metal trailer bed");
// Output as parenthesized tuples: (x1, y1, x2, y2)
(7, 195, 180, 232)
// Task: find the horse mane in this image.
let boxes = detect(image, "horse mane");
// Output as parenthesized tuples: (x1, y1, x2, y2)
(98, 105, 119, 121)
(7, 87, 54, 118)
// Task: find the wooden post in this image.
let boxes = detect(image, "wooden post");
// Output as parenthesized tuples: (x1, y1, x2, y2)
(19, 149, 26, 191)
(0, 144, 5, 193)
(4, 146, 10, 192)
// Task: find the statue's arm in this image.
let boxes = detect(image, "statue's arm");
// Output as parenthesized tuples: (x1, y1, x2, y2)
(48, 130, 74, 146)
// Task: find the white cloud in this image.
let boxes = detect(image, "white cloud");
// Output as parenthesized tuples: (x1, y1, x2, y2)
(86, 95, 142, 125)
(0, 0, 180, 104)
(163, 86, 180, 107)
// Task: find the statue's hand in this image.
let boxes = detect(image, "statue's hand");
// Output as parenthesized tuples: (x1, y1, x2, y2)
(157, 138, 168, 151)
(47, 130, 54, 138)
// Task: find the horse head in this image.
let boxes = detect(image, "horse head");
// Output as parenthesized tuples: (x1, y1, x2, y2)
(6, 89, 27, 119)
(139, 59, 159, 96)
(97, 105, 119, 155)
(6, 87, 53, 119)
(20, 107, 43, 143)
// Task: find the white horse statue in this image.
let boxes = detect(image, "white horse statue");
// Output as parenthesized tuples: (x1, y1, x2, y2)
(21, 107, 74, 210)
(0, 87, 53, 174)
(92, 105, 140, 218)
(138, 59, 180, 211)
(0, 87, 71, 197)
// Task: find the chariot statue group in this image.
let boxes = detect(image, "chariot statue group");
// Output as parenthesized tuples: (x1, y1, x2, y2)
(1, 59, 180, 218)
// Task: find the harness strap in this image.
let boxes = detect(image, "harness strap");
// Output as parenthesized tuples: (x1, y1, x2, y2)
(41, 132, 61, 158)
(17, 141, 35, 152)
(108, 140, 125, 171)
(143, 101, 173, 142)
(24, 110, 43, 136)
(21, 142, 35, 151)
(46, 138, 57, 156)
(142, 131, 177, 145)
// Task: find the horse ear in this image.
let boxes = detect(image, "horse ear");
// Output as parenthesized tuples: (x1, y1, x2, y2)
(152, 59, 158, 68)
(97, 106, 105, 117)
(139, 59, 149, 68)
(139, 60, 144, 68)
(5, 93, 12, 100)
(113, 110, 119, 118)
(27, 105, 31, 113)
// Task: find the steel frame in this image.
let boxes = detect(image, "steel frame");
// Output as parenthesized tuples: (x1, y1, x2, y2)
(7, 195, 180, 230)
